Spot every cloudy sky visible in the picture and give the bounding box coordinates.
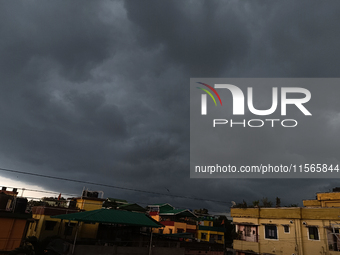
[1,0,340,214]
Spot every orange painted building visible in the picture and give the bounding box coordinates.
[0,186,31,252]
[0,211,31,252]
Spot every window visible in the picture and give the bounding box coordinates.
[308,226,319,240]
[283,225,290,233]
[177,228,184,233]
[265,225,278,239]
[217,235,223,240]
[159,229,163,234]
[45,221,57,231]
[201,233,207,240]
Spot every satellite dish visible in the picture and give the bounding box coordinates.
[231,201,236,207]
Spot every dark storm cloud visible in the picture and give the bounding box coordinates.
[1,0,340,213]
[124,0,251,76]
[0,1,114,81]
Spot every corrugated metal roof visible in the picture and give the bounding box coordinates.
[51,209,162,228]
[107,198,128,203]
[117,203,147,212]
[148,203,174,211]
[160,209,197,217]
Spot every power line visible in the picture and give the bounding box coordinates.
[17,194,225,217]
[1,185,227,215]
[0,167,229,205]
[0,186,78,197]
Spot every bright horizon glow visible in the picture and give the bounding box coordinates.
[0,176,67,200]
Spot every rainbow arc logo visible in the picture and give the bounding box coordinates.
[196,82,222,115]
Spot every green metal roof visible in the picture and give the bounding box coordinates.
[148,203,174,213]
[51,209,162,228]
[117,203,147,212]
[107,198,128,203]
[160,209,197,218]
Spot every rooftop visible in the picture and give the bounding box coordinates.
[51,208,163,228]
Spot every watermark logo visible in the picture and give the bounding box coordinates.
[196,82,222,115]
[198,83,312,116]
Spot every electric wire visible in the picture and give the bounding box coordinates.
[0,167,229,204]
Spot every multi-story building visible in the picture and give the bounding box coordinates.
[0,187,31,253]
[197,217,225,244]
[26,206,80,240]
[27,190,105,241]
[148,203,197,236]
[231,190,340,255]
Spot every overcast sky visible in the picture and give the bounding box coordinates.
[1,0,340,214]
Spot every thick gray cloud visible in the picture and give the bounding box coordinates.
[0,0,340,213]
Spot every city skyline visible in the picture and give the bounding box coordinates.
[1,1,340,214]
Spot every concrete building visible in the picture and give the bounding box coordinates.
[148,204,197,236]
[26,206,81,240]
[0,187,31,253]
[27,194,104,241]
[197,217,225,244]
[231,191,340,255]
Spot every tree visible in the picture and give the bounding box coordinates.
[102,200,119,209]
[194,208,209,216]
[233,200,248,208]
[261,197,272,207]
[275,197,281,207]
[252,200,260,208]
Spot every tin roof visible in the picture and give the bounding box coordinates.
[160,209,197,217]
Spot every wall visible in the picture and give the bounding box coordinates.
[26,215,87,241]
[232,207,340,220]
[76,199,103,211]
[197,230,224,244]
[233,216,335,255]
[79,222,99,239]
[0,217,27,251]
[154,221,195,235]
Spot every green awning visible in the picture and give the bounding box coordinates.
[51,209,162,228]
